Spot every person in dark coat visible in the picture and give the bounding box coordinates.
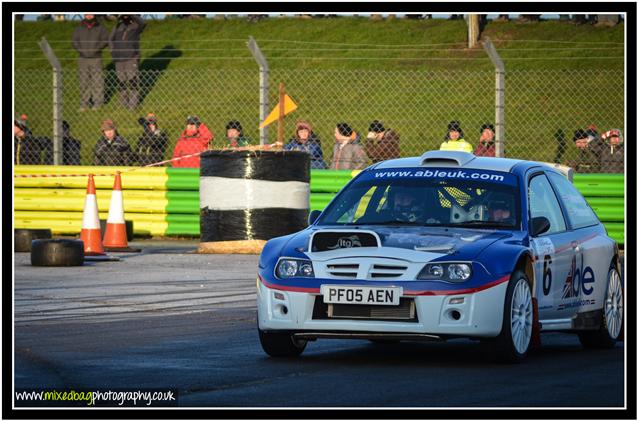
[14,118,44,165]
[474,123,496,157]
[571,126,601,173]
[364,120,400,163]
[72,14,109,111]
[109,15,145,109]
[225,120,251,148]
[62,120,82,165]
[135,113,169,165]
[284,120,327,169]
[94,119,135,166]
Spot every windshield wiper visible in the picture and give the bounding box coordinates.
[447,221,514,228]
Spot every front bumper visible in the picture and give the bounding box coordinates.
[257,279,508,338]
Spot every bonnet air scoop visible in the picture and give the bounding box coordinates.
[420,150,476,167]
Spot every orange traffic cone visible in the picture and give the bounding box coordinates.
[80,174,105,256]
[103,172,140,252]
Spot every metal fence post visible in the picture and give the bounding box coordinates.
[467,14,479,48]
[247,36,269,145]
[38,36,63,165]
[482,38,505,157]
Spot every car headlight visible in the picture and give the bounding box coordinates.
[275,258,315,279]
[417,262,472,282]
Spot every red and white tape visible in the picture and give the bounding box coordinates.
[14,151,206,178]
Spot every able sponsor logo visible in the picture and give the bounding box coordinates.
[558,254,596,310]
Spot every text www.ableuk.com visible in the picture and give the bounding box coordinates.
[15,389,176,406]
[374,169,505,182]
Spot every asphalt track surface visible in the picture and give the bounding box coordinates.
[13,240,625,408]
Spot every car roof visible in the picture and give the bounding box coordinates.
[370,151,560,177]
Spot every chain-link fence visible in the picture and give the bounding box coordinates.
[14,66,624,172]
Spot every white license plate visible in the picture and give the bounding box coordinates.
[320,285,402,306]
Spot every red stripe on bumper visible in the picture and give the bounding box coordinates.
[258,274,511,296]
[403,274,510,296]
[259,275,321,293]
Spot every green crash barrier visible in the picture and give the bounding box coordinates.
[14,167,625,244]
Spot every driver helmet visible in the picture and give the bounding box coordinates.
[391,186,423,222]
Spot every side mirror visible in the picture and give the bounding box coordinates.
[530,216,551,237]
[308,210,322,226]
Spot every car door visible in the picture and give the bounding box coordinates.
[527,172,574,321]
[546,171,613,315]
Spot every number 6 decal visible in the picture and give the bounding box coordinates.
[542,254,552,296]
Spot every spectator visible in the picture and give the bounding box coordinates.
[135,113,169,166]
[364,120,400,163]
[599,129,624,173]
[570,127,601,173]
[94,119,134,166]
[330,123,368,170]
[595,14,620,27]
[72,14,109,111]
[62,121,81,165]
[518,14,540,22]
[439,121,474,153]
[284,120,327,169]
[14,118,43,165]
[171,115,214,168]
[109,15,145,109]
[474,123,496,157]
[225,120,251,148]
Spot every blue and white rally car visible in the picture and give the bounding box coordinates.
[257,151,623,362]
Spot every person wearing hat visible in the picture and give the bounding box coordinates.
[62,120,82,165]
[599,128,624,173]
[284,120,327,169]
[109,15,145,109]
[171,115,214,168]
[440,121,474,153]
[72,15,109,111]
[330,123,368,170]
[14,117,44,165]
[570,126,601,173]
[225,120,251,148]
[93,119,134,166]
[474,123,496,157]
[135,113,169,165]
[364,120,400,163]
[488,197,515,225]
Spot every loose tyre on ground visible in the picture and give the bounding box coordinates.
[31,239,84,267]
[258,329,307,357]
[578,267,623,349]
[15,229,52,252]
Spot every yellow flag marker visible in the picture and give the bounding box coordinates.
[259,94,298,128]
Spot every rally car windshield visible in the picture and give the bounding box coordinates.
[317,167,521,229]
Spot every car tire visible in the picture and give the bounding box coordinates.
[578,267,623,349]
[15,229,52,252]
[31,239,84,267]
[491,270,533,363]
[258,329,307,357]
